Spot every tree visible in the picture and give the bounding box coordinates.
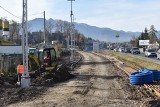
[55,20,86,48]
[76,33,85,46]
[139,27,149,40]
[149,25,158,43]
[55,20,64,33]
[9,20,21,43]
[144,27,149,40]
[45,21,55,43]
[130,35,139,47]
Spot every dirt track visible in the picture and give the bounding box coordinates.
[7,51,159,107]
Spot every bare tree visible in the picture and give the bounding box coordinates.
[9,20,21,41]
[55,20,64,33]
[130,35,139,47]
[45,21,55,43]
[55,20,84,48]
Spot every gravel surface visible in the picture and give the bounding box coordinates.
[5,52,159,107]
[1,51,160,107]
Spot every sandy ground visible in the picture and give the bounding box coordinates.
[7,51,159,107]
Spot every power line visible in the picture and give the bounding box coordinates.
[0,5,43,21]
[18,12,43,19]
[0,5,21,19]
[28,12,43,16]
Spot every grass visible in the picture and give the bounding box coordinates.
[112,52,160,70]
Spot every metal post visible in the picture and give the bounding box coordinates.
[68,0,75,62]
[73,14,76,49]
[67,36,69,49]
[43,11,46,44]
[21,0,30,88]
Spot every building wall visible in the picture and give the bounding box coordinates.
[0,46,22,54]
[93,42,99,51]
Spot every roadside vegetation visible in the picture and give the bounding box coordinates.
[112,52,160,70]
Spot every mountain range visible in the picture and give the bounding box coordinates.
[28,18,140,42]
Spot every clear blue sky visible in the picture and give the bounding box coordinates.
[0,0,160,32]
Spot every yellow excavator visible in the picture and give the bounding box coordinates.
[28,47,58,74]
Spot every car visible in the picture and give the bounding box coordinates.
[118,47,124,52]
[113,48,119,52]
[131,47,140,54]
[157,49,160,59]
[124,47,131,53]
[145,48,157,57]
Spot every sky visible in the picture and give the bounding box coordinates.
[0,0,160,32]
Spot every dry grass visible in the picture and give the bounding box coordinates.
[112,52,160,70]
[0,40,13,45]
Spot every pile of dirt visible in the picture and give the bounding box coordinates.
[142,99,160,107]
[0,86,46,107]
[0,51,80,107]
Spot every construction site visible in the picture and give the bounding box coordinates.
[1,0,160,107]
[1,50,160,107]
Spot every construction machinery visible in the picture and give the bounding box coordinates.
[38,47,58,72]
[28,47,58,74]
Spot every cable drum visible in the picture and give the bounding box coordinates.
[139,69,160,81]
[129,71,153,85]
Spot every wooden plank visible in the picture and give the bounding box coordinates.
[94,52,160,97]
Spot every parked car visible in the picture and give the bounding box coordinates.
[145,48,157,57]
[157,49,160,59]
[113,48,119,52]
[124,47,131,53]
[118,47,124,52]
[131,47,140,54]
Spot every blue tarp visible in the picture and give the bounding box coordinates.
[85,46,93,51]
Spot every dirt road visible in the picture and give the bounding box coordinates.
[8,51,157,107]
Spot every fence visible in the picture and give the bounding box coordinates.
[0,54,22,75]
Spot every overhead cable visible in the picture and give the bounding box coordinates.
[0,5,21,19]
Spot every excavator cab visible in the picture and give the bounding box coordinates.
[39,48,58,72]
[28,48,40,72]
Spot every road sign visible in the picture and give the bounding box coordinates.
[139,40,149,46]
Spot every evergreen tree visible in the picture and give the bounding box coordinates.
[144,27,149,40]
[139,27,149,40]
[149,25,158,43]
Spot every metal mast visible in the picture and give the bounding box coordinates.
[68,0,75,62]
[43,11,46,44]
[73,14,76,49]
[21,0,30,88]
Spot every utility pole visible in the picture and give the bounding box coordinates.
[73,14,76,49]
[43,11,46,45]
[68,0,75,62]
[21,0,30,88]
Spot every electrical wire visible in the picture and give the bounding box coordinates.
[2,12,43,19]
[0,5,43,21]
[0,5,21,19]
[28,12,43,16]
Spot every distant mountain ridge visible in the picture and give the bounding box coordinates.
[28,18,140,42]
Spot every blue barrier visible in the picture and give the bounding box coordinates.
[85,46,93,51]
